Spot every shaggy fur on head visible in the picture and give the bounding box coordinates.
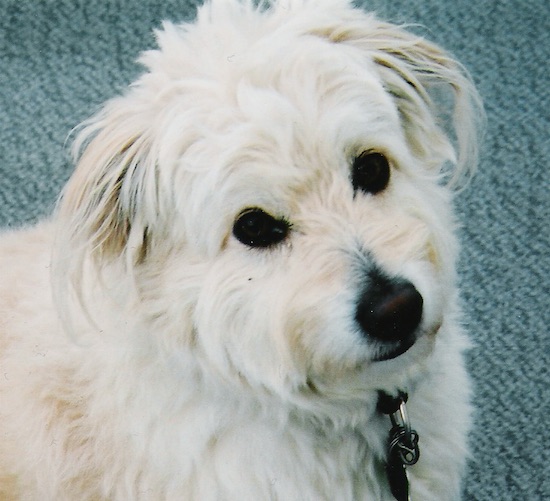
[0,0,483,499]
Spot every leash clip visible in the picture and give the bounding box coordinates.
[377,391,420,501]
[389,399,420,466]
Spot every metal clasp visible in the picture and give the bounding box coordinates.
[389,400,420,466]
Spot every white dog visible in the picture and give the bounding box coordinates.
[0,0,483,499]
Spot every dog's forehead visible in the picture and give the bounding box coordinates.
[150,10,402,149]
[211,33,397,137]
[182,32,401,189]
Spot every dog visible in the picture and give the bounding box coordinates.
[0,0,483,499]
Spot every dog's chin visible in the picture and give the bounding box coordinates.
[372,323,442,363]
[372,339,416,362]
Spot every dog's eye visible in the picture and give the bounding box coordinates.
[352,151,390,195]
[233,208,290,248]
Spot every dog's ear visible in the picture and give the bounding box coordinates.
[314,16,484,185]
[57,97,159,271]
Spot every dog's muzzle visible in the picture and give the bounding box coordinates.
[355,270,423,362]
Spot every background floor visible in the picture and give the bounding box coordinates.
[1,0,548,498]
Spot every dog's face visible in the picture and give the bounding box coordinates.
[57,0,479,406]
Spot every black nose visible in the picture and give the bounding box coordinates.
[355,272,423,345]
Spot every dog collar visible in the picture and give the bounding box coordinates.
[377,391,420,501]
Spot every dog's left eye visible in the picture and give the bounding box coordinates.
[352,151,391,195]
[233,208,290,248]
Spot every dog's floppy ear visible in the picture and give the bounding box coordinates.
[315,16,484,185]
[57,97,159,271]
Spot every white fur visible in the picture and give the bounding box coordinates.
[0,0,483,499]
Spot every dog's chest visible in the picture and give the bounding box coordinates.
[174,417,391,500]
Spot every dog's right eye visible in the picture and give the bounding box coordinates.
[233,208,290,248]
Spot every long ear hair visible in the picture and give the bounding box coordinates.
[52,93,161,327]
[306,10,485,187]
[60,100,159,256]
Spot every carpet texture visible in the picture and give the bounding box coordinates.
[1,0,548,499]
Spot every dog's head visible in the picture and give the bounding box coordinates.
[55,0,482,407]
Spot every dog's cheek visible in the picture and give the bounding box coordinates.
[375,173,457,275]
[130,252,207,350]
[283,287,365,369]
[190,254,304,391]
[271,243,379,377]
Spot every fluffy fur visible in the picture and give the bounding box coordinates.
[0,0,483,499]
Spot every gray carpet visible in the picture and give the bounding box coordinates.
[1,0,548,499]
